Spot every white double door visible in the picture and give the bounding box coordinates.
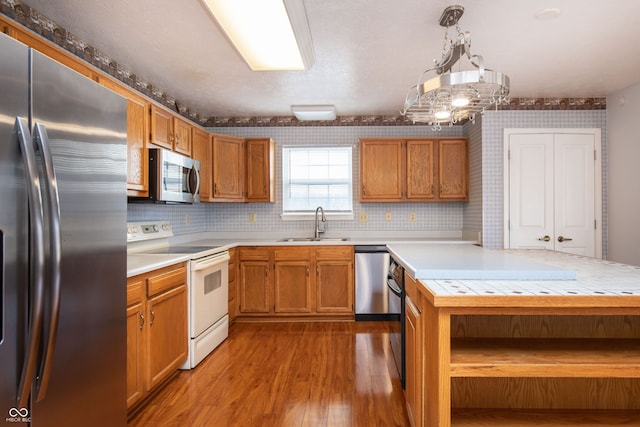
[504,129,601,258]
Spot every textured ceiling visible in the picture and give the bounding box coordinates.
[18,0,640,118]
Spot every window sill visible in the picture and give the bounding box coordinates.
[281,213,354,221]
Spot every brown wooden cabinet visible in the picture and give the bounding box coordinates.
[239,248,271,313]
[405,276,423,427]
[238,246,354,319]
[438,139,468,200]
[315,247,354,313]
[150,105,174,150]
[212,134,245,201]
[359,138,468,202]
[227,248,238,322]
[126,262,188,412]
[97,75,150,198]
[274,247,312,313]
[173,116,192,156]
[245,138,275,202]
[192,128,212,200]
[126,278,145,409]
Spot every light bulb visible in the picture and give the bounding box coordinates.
[434,109,451,120]
[452,96,470,107]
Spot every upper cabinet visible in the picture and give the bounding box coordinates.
[245,138,275,202]
[191,127,212,200]
[359,138,468,202]
[211,134,245,201]
[150,105,192,156]
[97,75,149,198]
[202,135,275,203]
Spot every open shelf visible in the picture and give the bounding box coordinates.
[452,409,640,426]
[450,338,640,378]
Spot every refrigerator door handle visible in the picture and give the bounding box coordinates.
[32,123,62,402]
[14,117,46,408]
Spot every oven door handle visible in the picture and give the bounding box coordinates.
[191,253,230,271]
[387,277,402,296]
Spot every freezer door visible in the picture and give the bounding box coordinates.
[30,50,128,426]
[0,32,30,424]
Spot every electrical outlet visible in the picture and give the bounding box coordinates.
[385,212,392,221]
[249,213,256,223]
[409,212,417,222]
[358,212,369,222]
[185,213,190,224]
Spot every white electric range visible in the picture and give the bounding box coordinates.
[127,221,229,369]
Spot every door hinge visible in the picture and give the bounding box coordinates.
[594,150,597,161]
[508,149,511,160]
[594,219,597,230]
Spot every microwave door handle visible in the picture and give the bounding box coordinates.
[32,123,62,402]
[188,164,200,197]
[14,118,46,408]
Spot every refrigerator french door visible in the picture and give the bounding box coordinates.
[0,32,128,426]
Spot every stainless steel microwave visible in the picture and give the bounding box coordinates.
[148,148,200,204]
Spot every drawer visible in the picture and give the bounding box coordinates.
[274,247,311,261]
[315,246,353,260]
[126,278,143,306]
[404,271,422,311]
[147,262,187,297]
[239,247,270,261]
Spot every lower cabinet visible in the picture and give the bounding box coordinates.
[126,262,188,412]
[405,288,423,427]
[238,245,354,318]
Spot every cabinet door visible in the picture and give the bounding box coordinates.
[438,139,468,200]
[246,138,275,202]
[406,140,436,200]
[239,260,270,313]
[146,284,188,391]
[212,135,245,201]
[126,302,145,408]
[150,105,174,150]
[125,98,149,197]
[405,294,422,427]
[274,261,312,313]
[173,117,192,156]
[316,260,353,313]
[192,128,212,200]
[360,139,403,201]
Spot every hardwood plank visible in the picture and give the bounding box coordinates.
[128,321,409,427]
[452,409,640,426]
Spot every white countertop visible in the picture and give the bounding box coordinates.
[418,249,640,303]
[127,234,478,277]
[387,244,576,280]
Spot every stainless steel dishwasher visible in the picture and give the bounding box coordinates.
[354,245,394,320]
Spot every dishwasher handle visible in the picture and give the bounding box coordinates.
[387,277,402,297]
[354,245,388,253]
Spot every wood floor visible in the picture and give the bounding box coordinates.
[128,321,410,427]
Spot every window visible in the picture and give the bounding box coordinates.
[282,146,352,217]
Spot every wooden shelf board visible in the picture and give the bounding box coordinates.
[452,409,640,426]
[451,338,640,378]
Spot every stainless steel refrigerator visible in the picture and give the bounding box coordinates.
[0,32,127,426]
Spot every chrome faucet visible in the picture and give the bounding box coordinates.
[314,206,327,239]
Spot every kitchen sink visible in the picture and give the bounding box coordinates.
[278,237,350,242]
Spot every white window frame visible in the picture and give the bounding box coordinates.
[281,145,354,220]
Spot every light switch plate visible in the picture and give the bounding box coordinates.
[358,212,369,222]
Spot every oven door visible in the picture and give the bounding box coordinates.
[190,251,230,337]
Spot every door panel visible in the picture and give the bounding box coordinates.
[508,134,554,250]
[554,134,595,256]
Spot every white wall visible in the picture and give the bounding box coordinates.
[607,84,640,266]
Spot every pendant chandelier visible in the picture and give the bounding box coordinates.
[401,5,510,129]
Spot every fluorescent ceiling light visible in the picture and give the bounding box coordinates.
[292,105,336,121]
[202,0,314,71]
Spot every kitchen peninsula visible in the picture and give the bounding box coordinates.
[386,245,640,427]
